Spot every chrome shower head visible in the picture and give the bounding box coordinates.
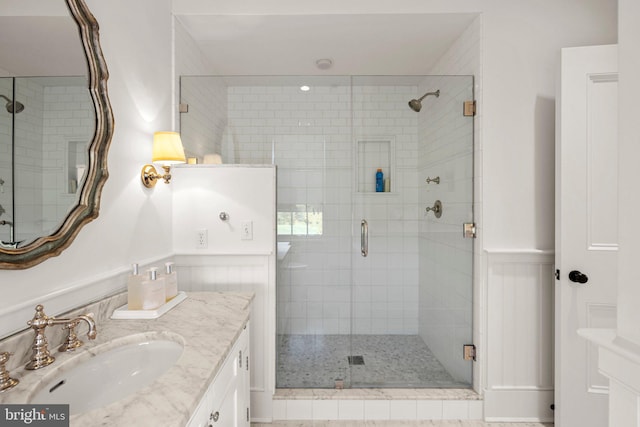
[408,98,423,112]
[408,90,440,112]
[0,94,24,114]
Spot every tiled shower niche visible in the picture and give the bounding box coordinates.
[356,137,395,193]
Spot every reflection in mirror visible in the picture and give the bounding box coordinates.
[0,0,113,268]
[0,76,94,248]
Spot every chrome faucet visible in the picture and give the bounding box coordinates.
[25,305,97,370]
[0,352,19,392]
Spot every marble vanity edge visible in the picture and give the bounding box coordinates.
[0,291,254,427]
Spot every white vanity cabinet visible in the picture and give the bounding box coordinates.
[187,323,250,427]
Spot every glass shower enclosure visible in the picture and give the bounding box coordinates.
[180,75,474,389]
[0,76,93,248]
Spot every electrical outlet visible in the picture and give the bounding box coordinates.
[241,221,253,240]
[196,229,208,249]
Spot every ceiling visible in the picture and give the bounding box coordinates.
[0,16,86,76]
[176,13,478,76]
[0,12,477,78]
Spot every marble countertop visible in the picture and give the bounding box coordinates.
[0,291,254,427]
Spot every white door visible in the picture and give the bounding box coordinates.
[555,44,618,427]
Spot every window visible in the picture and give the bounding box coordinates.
[277,204,322,236]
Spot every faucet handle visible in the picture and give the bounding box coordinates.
[28,304,47,327]
[0,352,19,392]
[58,319,84,352]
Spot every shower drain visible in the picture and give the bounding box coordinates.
[347,355,365,365]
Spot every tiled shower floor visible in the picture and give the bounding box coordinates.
[277,335,470,389]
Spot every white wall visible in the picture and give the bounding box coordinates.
[172,166,275,255]
[171,165,276,422]
[0,0,176,338]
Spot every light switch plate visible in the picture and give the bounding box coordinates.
[241,221,253,240]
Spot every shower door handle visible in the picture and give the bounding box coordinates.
[361,219,368,257]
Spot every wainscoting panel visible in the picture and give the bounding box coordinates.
[175,254,276,422]
[483,250,555,422]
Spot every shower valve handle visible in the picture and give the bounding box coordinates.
[425,200,443,219]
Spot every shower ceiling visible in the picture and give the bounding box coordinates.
[0,16,86,76]
[176,13,478,75]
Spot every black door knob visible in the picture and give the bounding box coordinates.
[569,270,588,284]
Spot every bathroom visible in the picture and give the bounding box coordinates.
[2,0,638,425]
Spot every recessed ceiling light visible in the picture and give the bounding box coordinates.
[300,85,310,92]
[315,58,333,70]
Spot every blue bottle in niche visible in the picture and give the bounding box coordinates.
[375,168,384,192]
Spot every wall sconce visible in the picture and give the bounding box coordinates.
[141,131,186,188]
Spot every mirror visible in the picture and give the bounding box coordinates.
[0,0,113,269]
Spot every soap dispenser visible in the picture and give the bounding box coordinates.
[127,263,144,310]
[141,267,166,310]
[163,262,178,301]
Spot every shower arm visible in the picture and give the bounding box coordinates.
[417,90,440,102]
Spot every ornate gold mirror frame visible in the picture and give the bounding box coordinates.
[0,0,114,269]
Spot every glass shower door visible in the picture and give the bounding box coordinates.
[349,75,475,388]
[274,76,355,388]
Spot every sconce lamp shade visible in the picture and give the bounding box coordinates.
[141,131,186,188]
[152,131,186,165]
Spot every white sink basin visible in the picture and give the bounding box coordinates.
[29,339,183,415]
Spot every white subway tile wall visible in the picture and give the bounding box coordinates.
[419,15,482,385]
[41,84,94,233]
[13,78,44,241]
[418,75,474,384]
[0,78,14,242]
[223,83,426,336]
[180,76,228,162]
[180,77,475,346]
[0,78,92,243]
[352,83,422,337]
